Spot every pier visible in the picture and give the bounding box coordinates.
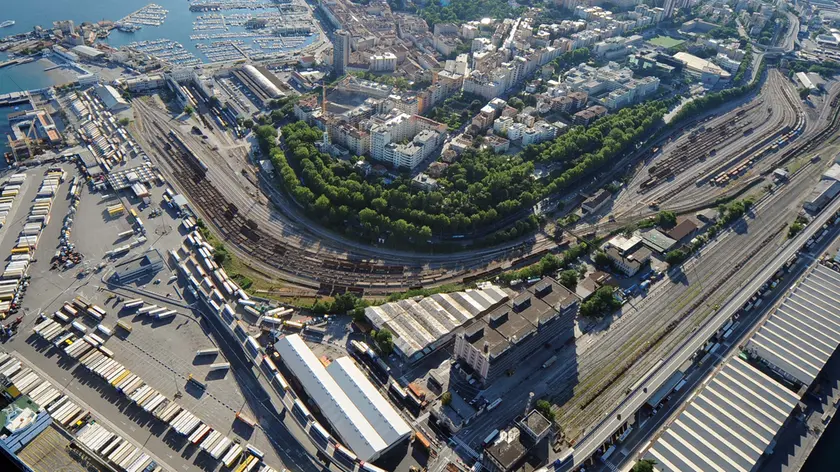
[0,92,31,107]
[0,57,34,69]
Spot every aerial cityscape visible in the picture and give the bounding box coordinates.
[0,0,840,471]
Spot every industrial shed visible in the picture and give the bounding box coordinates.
[745,264,840,387]
[364,285,509,362]
[274,334,407,461]
[326,357,411,441]
[644,357,799,472]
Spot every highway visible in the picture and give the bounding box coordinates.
[560,181,840,471]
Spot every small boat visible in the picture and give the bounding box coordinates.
[0,20,15,28]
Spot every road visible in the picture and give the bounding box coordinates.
[610,227,840,471]
[562,183,840,472]
[456,135,839,449]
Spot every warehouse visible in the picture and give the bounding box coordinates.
[745,264,840,387]
[643,357,799,472]
[273,334,410,462]
[326,357,411,442]
[231,65,285,106]
[93,84,130,113]
[364,285,510,363]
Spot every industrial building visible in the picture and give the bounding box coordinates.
[643,357,799,472]
[273,334,410,462]
[672,52,732,85]
[93,84,130,113]
[364,285,510,363]
[71,45,104,60]
[452,278,579,385]
[231,65,284,106]
[110,249,164,284]
[745,264,840,387]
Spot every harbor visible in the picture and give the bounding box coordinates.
[117,4,169,28]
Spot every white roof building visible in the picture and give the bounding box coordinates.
[745,264,840,387]
[274,334,398,461]
[93,84,129,112]
[326,357,411,441]
[644,357,799,472]
[364,285,509,362]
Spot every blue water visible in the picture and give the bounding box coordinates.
[3,0,315,62]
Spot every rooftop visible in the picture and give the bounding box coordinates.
[365,285,509,360]
[274,334,388,461]
[644,357,799,472]
[745,264,840,387]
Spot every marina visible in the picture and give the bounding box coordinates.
[127,39,201,66]
[117,4,169,28]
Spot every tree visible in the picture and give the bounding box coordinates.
[183,105,194,116]
[632,459,657,472]
[799,87,811,99]
[209,95,222,108]
[657,211,677,228]
[441,391,452,406]
[558,270,579,290]
[374,328,394,355]
[580,286,621,318]
[535,399,555,422]
[243,119,254,129]
[118,117,130,127]
[665,249,687,265]
[593,250,612,268]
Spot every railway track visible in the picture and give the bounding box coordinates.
[132,106,560,294]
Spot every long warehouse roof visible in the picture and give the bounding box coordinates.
[745,264,840,386]
[274,334,388,460]
[365,285,509,359]
[327,357,411,441]
[645,357,799,472]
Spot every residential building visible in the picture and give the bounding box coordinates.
[573,105,608,126]
[370,113,448,169]
[334,30,352,75]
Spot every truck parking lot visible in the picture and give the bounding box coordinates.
[0,163,286,472]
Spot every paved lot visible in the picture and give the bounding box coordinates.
[0,164,287,472]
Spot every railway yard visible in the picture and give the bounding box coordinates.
[128,97,561,297]
[119,66,840,463]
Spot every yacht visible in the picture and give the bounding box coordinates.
[0,20,15,28]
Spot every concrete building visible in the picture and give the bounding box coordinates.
[602,234,651,276]
[365,285,509,363]
[334,30,352,76]
[122,74,166,93]
[573,105,608,126]
[369,52,397,72]
[452,278,579,385]
[370,114,447,169]
[582,189,611,213]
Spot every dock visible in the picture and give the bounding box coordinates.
[0,57,33,69]
[0,92,31,107]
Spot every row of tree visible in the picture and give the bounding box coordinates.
[273,121,544,243]
[419,0,524,27]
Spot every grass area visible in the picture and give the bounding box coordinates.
[649,36,685,48]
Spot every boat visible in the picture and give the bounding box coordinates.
[0,20,15,28]
[116,23,142,33]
